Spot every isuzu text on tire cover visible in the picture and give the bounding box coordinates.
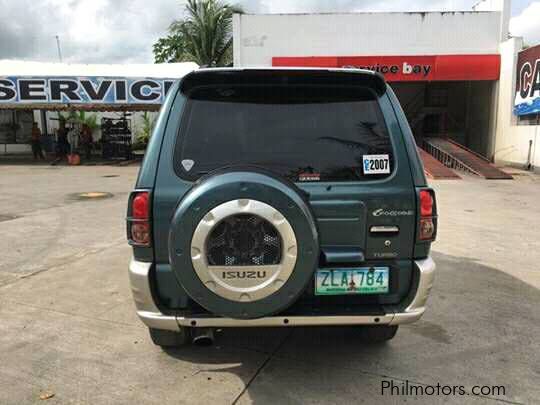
[126,68,437,347]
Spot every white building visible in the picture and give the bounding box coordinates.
[233,0,540,170]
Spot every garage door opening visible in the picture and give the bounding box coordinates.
[391,81,496,158]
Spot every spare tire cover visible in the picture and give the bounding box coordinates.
[169,168,319,319]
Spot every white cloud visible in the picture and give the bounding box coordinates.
[247,0,477,14]
[0,0,538,64]
[509,1,540,45]
[0,0,182,64]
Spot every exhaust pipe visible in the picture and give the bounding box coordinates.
[192,328,215,346]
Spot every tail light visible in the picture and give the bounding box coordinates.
[127,191,151,246]
[418,189,437,241]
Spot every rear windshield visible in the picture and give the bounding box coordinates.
[174,85,394,182]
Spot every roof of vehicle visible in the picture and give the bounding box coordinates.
[180,67,387,96]
[195,66,381,75]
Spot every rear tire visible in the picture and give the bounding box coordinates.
[357,325,398,343]
[149,327,191,347]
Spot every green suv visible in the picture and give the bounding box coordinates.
[127,68,437,347]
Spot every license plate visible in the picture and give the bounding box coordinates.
[315,267,389,295]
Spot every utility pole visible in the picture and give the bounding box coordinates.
[55,35,63,63]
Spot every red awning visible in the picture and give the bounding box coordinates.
[272,54,500,82]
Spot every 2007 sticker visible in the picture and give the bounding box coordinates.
[363,154,390,174]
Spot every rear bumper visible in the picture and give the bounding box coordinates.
[128,259,179,331]
[128,256,435,330]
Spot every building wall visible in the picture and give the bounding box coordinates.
[493,37,540,170]
[473,0,510,42]
[465,81,495,156]
[234,12,502,67]
[0,144,31,154]
[235,8,539,168]
[0,110,34,155]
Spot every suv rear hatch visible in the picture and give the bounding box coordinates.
[174,69,416,263]
[150,69,419,310]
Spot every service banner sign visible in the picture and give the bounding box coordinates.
[272,55,501,82]
[514,44,540,116]
[0,76,177,105]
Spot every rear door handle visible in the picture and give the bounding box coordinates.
[370,225,399,234]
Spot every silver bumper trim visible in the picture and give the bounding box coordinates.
[177,314,395,327]
[128,256,435,329]
[390,256,436,325]
[128,259,179,331]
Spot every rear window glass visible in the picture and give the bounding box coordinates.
[174,85,394,182]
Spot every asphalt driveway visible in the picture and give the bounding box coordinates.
[0,164,539,404]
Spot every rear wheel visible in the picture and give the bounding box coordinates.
[148,327,192,347]
[357,325,398,343]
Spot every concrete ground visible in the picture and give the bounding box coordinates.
[1,164,539,404]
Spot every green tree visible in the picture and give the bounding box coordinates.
[153,0,242,66]
[58,111,99,132]
[134,111,157,149]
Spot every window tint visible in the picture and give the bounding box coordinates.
[175,85,394,182]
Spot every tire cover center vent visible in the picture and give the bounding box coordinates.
[190,199,298,303]
[206,214,282,266]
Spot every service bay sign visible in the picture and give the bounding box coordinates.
[514,44,540,116]
[0,76,177,105]
[273,54,501,82]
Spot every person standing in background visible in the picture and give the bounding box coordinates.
[81,124,93,160]
[31,122,45,160]
[54,119,70,164]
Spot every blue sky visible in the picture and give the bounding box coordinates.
[510,0,535,13]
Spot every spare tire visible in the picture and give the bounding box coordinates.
[169,168,319,319]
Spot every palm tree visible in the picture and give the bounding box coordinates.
[135,111,157,149]
[58,111,99,132]
[153,0,242,67]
